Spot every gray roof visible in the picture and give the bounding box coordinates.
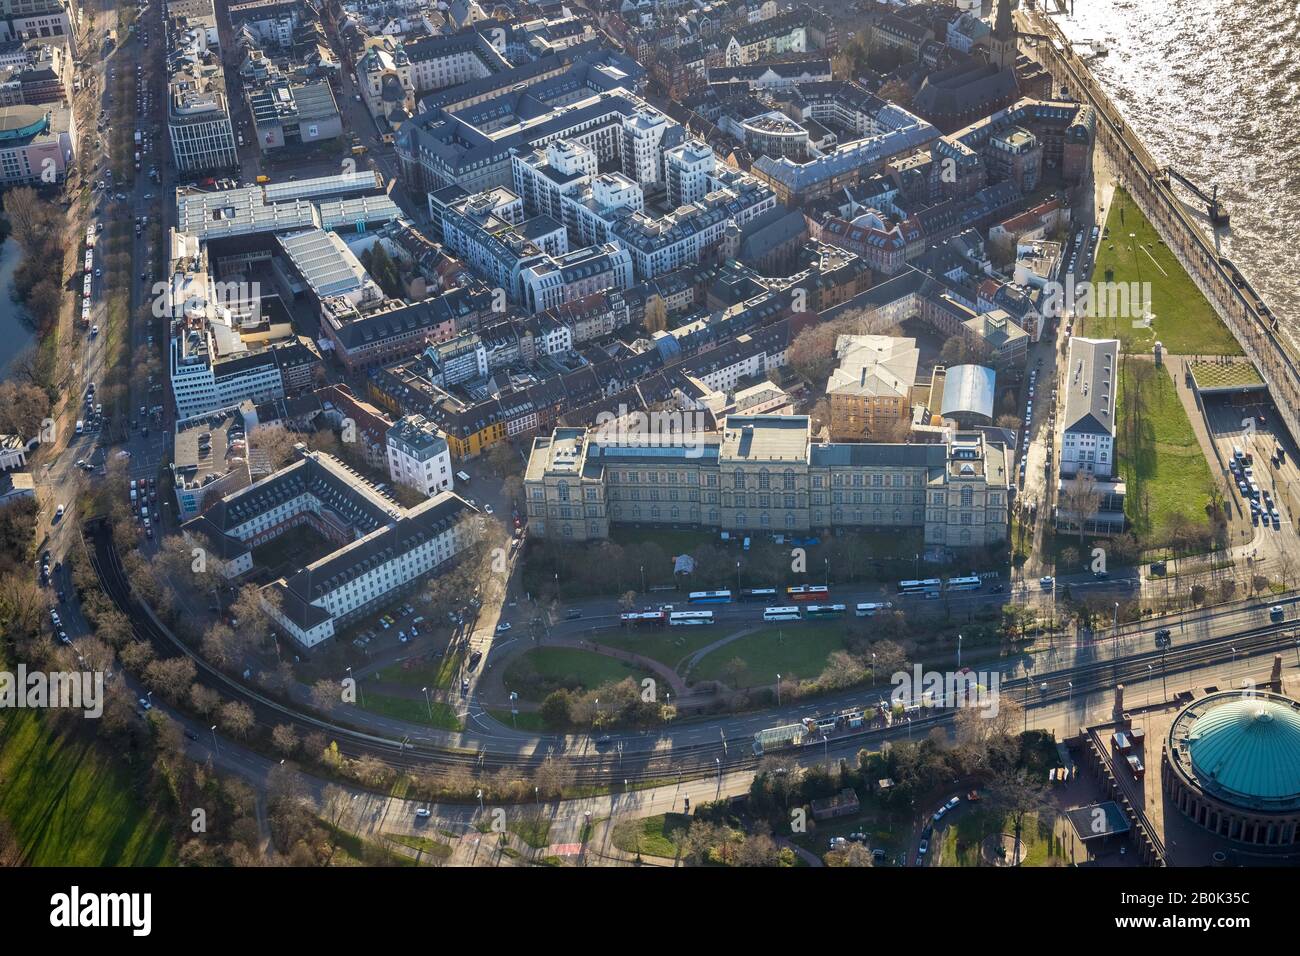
[1062,337,1118,437]
[940,364,996,419]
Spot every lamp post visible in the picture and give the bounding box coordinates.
[422,685,432,721]
[1146,664,1153,707]
[776,673,781,706]
[736,560,741,593]
[640,564,646,593]
[210,724,218,755]
[957,634,963,670]
[509,690,518,728]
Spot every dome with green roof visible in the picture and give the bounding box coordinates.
[1184,696,1300,804]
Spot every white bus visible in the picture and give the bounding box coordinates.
[945,576,982,592]
[763,606,802,622]
[898,578,942,595]
[669,610,715,626]
[855,602,893,617]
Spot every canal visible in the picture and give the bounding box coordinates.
[0,234,36,375]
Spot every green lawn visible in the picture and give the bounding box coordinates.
[373,651,463,692]
[508,814,552,849]
[598,627,722,671]
[382,832,453,860]
[485,708,549,732]
[938,808,1067,867]
[1117,358,1215,541]
[502,647,648,702]
[0,709,174,866]
[689,623,850,687]
[1080,188,1242,356]
[356,691,461,730]
[611,812,690,858]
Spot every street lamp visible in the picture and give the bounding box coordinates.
[1230,646,1237,679]
[1147,664,1153,707]
[957,634,963,669]
[422,685,432,721]
[210,724,218,755]
[776,673,781,706]
[640,564,646,593]
[736,560,741,593]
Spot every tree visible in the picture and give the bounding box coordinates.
[271,723,300,756]
[825,842,873,867]
[190,683,221,716]
[310,679,340,713]
[988,766,1050,867]
[0,381,51,439]
[250,423,303,471]
[786,322,840,385]
[218,700,255,738]
[539,689,572,729]
[1060,472,1103,545]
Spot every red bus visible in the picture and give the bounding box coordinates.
[786,585,830,602]
[620,611,667,627]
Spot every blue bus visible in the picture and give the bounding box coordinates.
[688,590,733,604]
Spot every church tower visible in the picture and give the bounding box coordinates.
[989,0,1017,70]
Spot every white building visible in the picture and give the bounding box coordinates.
[387,414,452,497]
[664,139,716,208]
[1060,337,1118,479]
[182,447,474,647]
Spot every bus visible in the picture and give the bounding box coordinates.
[762,606,802,622]
[740,588,778,602]
[898,579,942,595]
[786,585,829,602]
[804,604,846,619]
[855,602,893,617]
[945,576,982,592]
[620,611,667,627]
[669,610,715,626]
[688,590,733,604]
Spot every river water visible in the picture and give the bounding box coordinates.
[0,236,36,374]
[1049,0,1300,331]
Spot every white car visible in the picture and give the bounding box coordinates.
[484,503,494,514]
[495,622,512,633]
[415,807,431,819]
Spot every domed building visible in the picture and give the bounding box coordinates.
[1163,691,1300,846]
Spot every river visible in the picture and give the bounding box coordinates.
[1049,0,1300,333]
[0,235,36,375]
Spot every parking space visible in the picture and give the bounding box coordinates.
[1203,396,1295,535]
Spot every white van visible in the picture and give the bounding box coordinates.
[456,471,471,484]
[75,420,84,435]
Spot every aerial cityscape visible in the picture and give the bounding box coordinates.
[0,0,1293,908]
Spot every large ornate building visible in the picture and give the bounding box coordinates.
[524,414,1009,547]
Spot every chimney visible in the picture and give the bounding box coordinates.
[1112,683,1125,720]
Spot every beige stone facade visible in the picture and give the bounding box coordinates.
[525,415,1009,547]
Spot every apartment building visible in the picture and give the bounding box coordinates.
[525,415,1009,547]
[387,414,453,497]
